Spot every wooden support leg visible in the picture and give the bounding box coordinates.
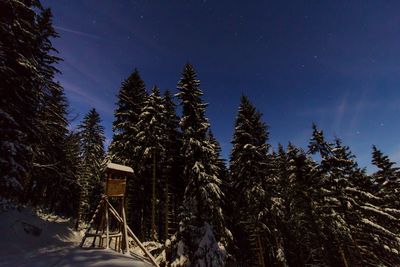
[105,201,110,249]
[93,208,105,248]
[80,197,105,248]
[121,199,130,254]
[105,199,159,267]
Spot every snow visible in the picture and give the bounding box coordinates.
[345,187,381,201]
[192,222,226,267]
[361,218,396,238]
[131,241,164,264]
[383,207,400,216]
[170,240,188,267]
[107,162,134,173]
[0,205,152,267]
[361,203,398,221]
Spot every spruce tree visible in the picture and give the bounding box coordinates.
[109,69,147,229]
[161,90,182,241]
[207,130,228,189]
[0,3,77,216]
[136,86,166,240]
[371,145,399,197]
[286,144,327,266]
[31,86,69,209]
[28,6,65,204]
[362,146,400,265]
[308,125,357,266]
[308,126,400,266]
[58,130,82,216]
[31,7,81,217]
[109,69,147,166]
[77,108,106,223]
[275,143,298,266]
[229,95,270,266]
[0,0,42,197]
[336,144,400,266]
[167,63,228,266]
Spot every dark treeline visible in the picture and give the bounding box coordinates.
[1,1,400,266]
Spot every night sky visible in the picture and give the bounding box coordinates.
[42,0,400,172]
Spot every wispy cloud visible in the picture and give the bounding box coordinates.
[55,25,103,40]
[297,89,383,137]
[347,89,372,136]
[61,80,114,114]
[333,92,348,132]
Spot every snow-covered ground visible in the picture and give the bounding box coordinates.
[0,204,152,267]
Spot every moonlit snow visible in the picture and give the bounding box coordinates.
[0,204,152,267]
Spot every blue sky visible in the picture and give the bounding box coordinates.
[42,0,400,172]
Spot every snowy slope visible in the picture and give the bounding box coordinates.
[0,205,152,267]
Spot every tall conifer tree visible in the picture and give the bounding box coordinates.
[161,90,182,241]
[136,86,166,240]
[167,63,228,266]
[109,69,147,166]
[77,108,106,223]
[0,0,42,197]
[109,69,147,228]
[229,95,270,266]
[27,7,77,216]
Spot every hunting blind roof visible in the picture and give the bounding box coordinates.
[106,163,134,174]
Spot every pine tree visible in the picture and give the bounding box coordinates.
[0,0,42,197]
[371,145,399,198]
[30,86,78,217]
[308,125,357,266]
[30,86,69,209]
[0,0,82,217]
[37,8,76,213]
[333,144,400,266]
[77,108,106,223]
[285,144,327,266]
[167,63,228,266]
[109,69,147,166]
[136,86,166,240]
[28,6,65,204]
[109,69,147,229]
[161,90,182,242]
[267,145,290,267]
[274,143,297,266]
[361,146,400,265]
[229,95,270,266]
[207,130,228,189]
[308,126,400,266]
[30,7,81,217]
[58,131,82,216]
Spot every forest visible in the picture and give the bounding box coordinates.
[1,1,400,266]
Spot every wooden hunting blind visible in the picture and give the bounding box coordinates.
[105,163,131,197]
[80,162,159,267]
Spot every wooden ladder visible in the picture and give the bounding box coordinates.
[80,195,160,267]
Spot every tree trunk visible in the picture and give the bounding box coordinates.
[151,151,157,240]
[164,172,169,241]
